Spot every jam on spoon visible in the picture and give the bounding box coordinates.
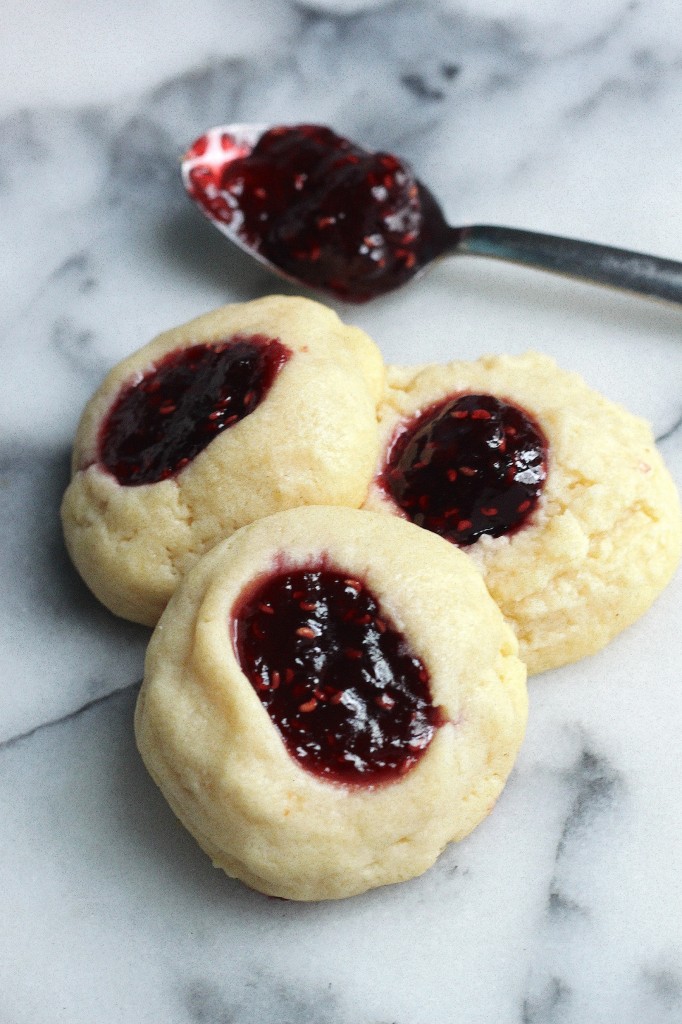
[184,124,449,303]
[233,566,444,783]
[381,393,548,546]
[99,335,290,485]
[183,122,682,305]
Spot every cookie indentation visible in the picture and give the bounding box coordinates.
[382,393,547,545]
[233,567,443,783]
[99,335,290,485]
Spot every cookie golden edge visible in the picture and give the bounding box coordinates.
[134,506,528,901]
[364,352,682,675]
[61,296,386,626]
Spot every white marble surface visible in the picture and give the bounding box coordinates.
[2,1,681,1020]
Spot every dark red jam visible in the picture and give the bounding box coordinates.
[185,124,452,302]
[382,393,548,546]
[233,567,444,783]
[99,335,290,485]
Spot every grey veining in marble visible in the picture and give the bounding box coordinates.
[2,1,681,1021]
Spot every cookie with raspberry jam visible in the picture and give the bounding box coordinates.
[61,296,384,625]
[135,506,527,900]
[364,352,681,674]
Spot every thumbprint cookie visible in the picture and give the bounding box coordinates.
[364,352,681,674]
[135,506,527,900]
[61,296,384,625]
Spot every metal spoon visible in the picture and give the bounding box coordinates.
[181,123,682,305]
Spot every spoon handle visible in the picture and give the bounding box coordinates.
[453,224,682,304]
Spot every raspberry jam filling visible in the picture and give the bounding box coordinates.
[98,335,290,485]
[185,124,451,303]
[233,567,444,783]
[382,393,548,546]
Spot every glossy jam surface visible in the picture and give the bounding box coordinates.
[99,336,289,485]
[185,124,451,302]
[383,393,548,546]
[234,567,443,783]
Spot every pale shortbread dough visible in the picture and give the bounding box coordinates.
[135,507,527,901]
[364,353,682,675]
[61,296,385,626]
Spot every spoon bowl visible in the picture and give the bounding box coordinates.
[182,122,682,306]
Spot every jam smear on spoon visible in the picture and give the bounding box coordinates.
[382,393,548,545]
[234,567,444,783]
[99,335,290,485]
[186,124,451,302]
